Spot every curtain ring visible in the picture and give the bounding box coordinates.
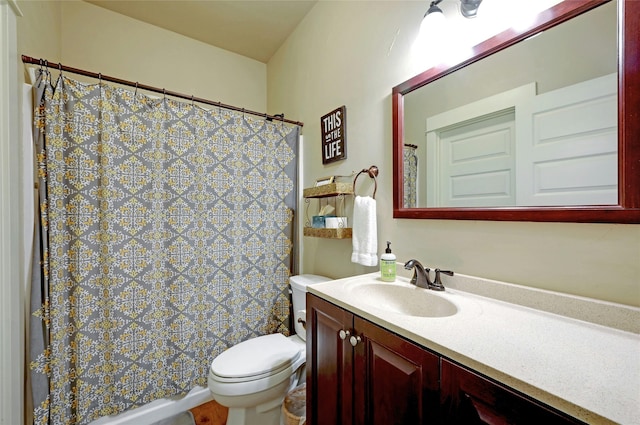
[38,59,45,78]
[37,59,45,86]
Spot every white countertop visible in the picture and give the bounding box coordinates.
[307,271,640,425]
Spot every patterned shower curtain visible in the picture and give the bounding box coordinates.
[403,144,418,208]
[29,70,299,425]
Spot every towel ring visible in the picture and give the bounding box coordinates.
[353,165,379,199]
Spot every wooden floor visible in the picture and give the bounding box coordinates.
[189,400,228,425]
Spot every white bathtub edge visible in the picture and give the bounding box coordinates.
[88,386,213,425]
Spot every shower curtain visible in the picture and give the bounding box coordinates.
[29,70,299,425]
[403,144,418,208]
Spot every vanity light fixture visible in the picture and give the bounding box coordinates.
[421,0,445,29]
[422,0,483,26]
[419,0,446,42]
[460,0,483,18]
[416,0,482,58]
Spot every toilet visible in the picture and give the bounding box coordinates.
[208,274,331,425]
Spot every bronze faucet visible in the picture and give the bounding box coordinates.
[403,260,453,291]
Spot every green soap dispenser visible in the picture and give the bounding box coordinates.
[380,241,396,282]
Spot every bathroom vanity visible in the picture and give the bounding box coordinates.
[307,294,440,424]
[305,272,639,425]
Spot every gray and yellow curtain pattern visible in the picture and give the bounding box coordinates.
[403,144,417,208]
[29,71,299,425]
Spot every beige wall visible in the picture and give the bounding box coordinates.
[19,0,266,111]
[268,1,640,307]
[17,0,61,64]
[60,0,266,110]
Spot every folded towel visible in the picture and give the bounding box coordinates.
[351,195,378,266]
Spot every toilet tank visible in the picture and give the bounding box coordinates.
[290,274,331,340]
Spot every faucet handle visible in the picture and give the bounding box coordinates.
[432,269,453,291]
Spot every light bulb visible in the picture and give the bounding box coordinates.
[418,8,446,46]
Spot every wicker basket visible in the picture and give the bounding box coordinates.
[281,383,306,425]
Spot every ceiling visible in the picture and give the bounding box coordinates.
[85,0,318,63]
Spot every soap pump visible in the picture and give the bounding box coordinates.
[380,241,396,282]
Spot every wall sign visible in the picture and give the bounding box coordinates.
[321,106,347,164]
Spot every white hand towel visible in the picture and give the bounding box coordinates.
[351,195,378,266]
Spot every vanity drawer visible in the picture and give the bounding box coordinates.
[440,359,585,425]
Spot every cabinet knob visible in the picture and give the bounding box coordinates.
[339,329,350,340]
[349,335,362,347]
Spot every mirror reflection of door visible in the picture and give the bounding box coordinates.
[402,0,617,209]
[421,74,616,207]
[428,110,516,207]
[516,73,617,206]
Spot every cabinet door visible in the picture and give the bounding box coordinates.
[441,359,585,425]
[353,317,441,425]
[307,294,354,425]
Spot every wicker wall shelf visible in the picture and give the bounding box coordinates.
[303,182,354,198]
[303,167,378,239]
[303,183,353,239]
[303,227,352,239]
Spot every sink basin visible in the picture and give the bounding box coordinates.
[348,282,458,318]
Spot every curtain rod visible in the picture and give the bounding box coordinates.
[21,55,304,127]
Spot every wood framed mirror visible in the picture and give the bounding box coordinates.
[392,0,639,223]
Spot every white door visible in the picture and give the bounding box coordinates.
[429,111,516,207]
[425,84,535,207]
[516,73,617,206]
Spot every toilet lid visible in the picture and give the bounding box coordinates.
[210,333,302,380]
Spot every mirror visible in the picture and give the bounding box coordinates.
[392,0,639,223]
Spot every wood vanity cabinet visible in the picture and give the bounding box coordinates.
[440,359,584,425]
[307,294,585,425]
[306,294,441,425]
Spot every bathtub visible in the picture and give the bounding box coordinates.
[88,386,213,425]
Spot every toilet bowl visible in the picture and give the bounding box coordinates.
[208,274,331,425]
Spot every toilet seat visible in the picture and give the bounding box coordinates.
[207,274,328,424]
[210,334,304,386]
